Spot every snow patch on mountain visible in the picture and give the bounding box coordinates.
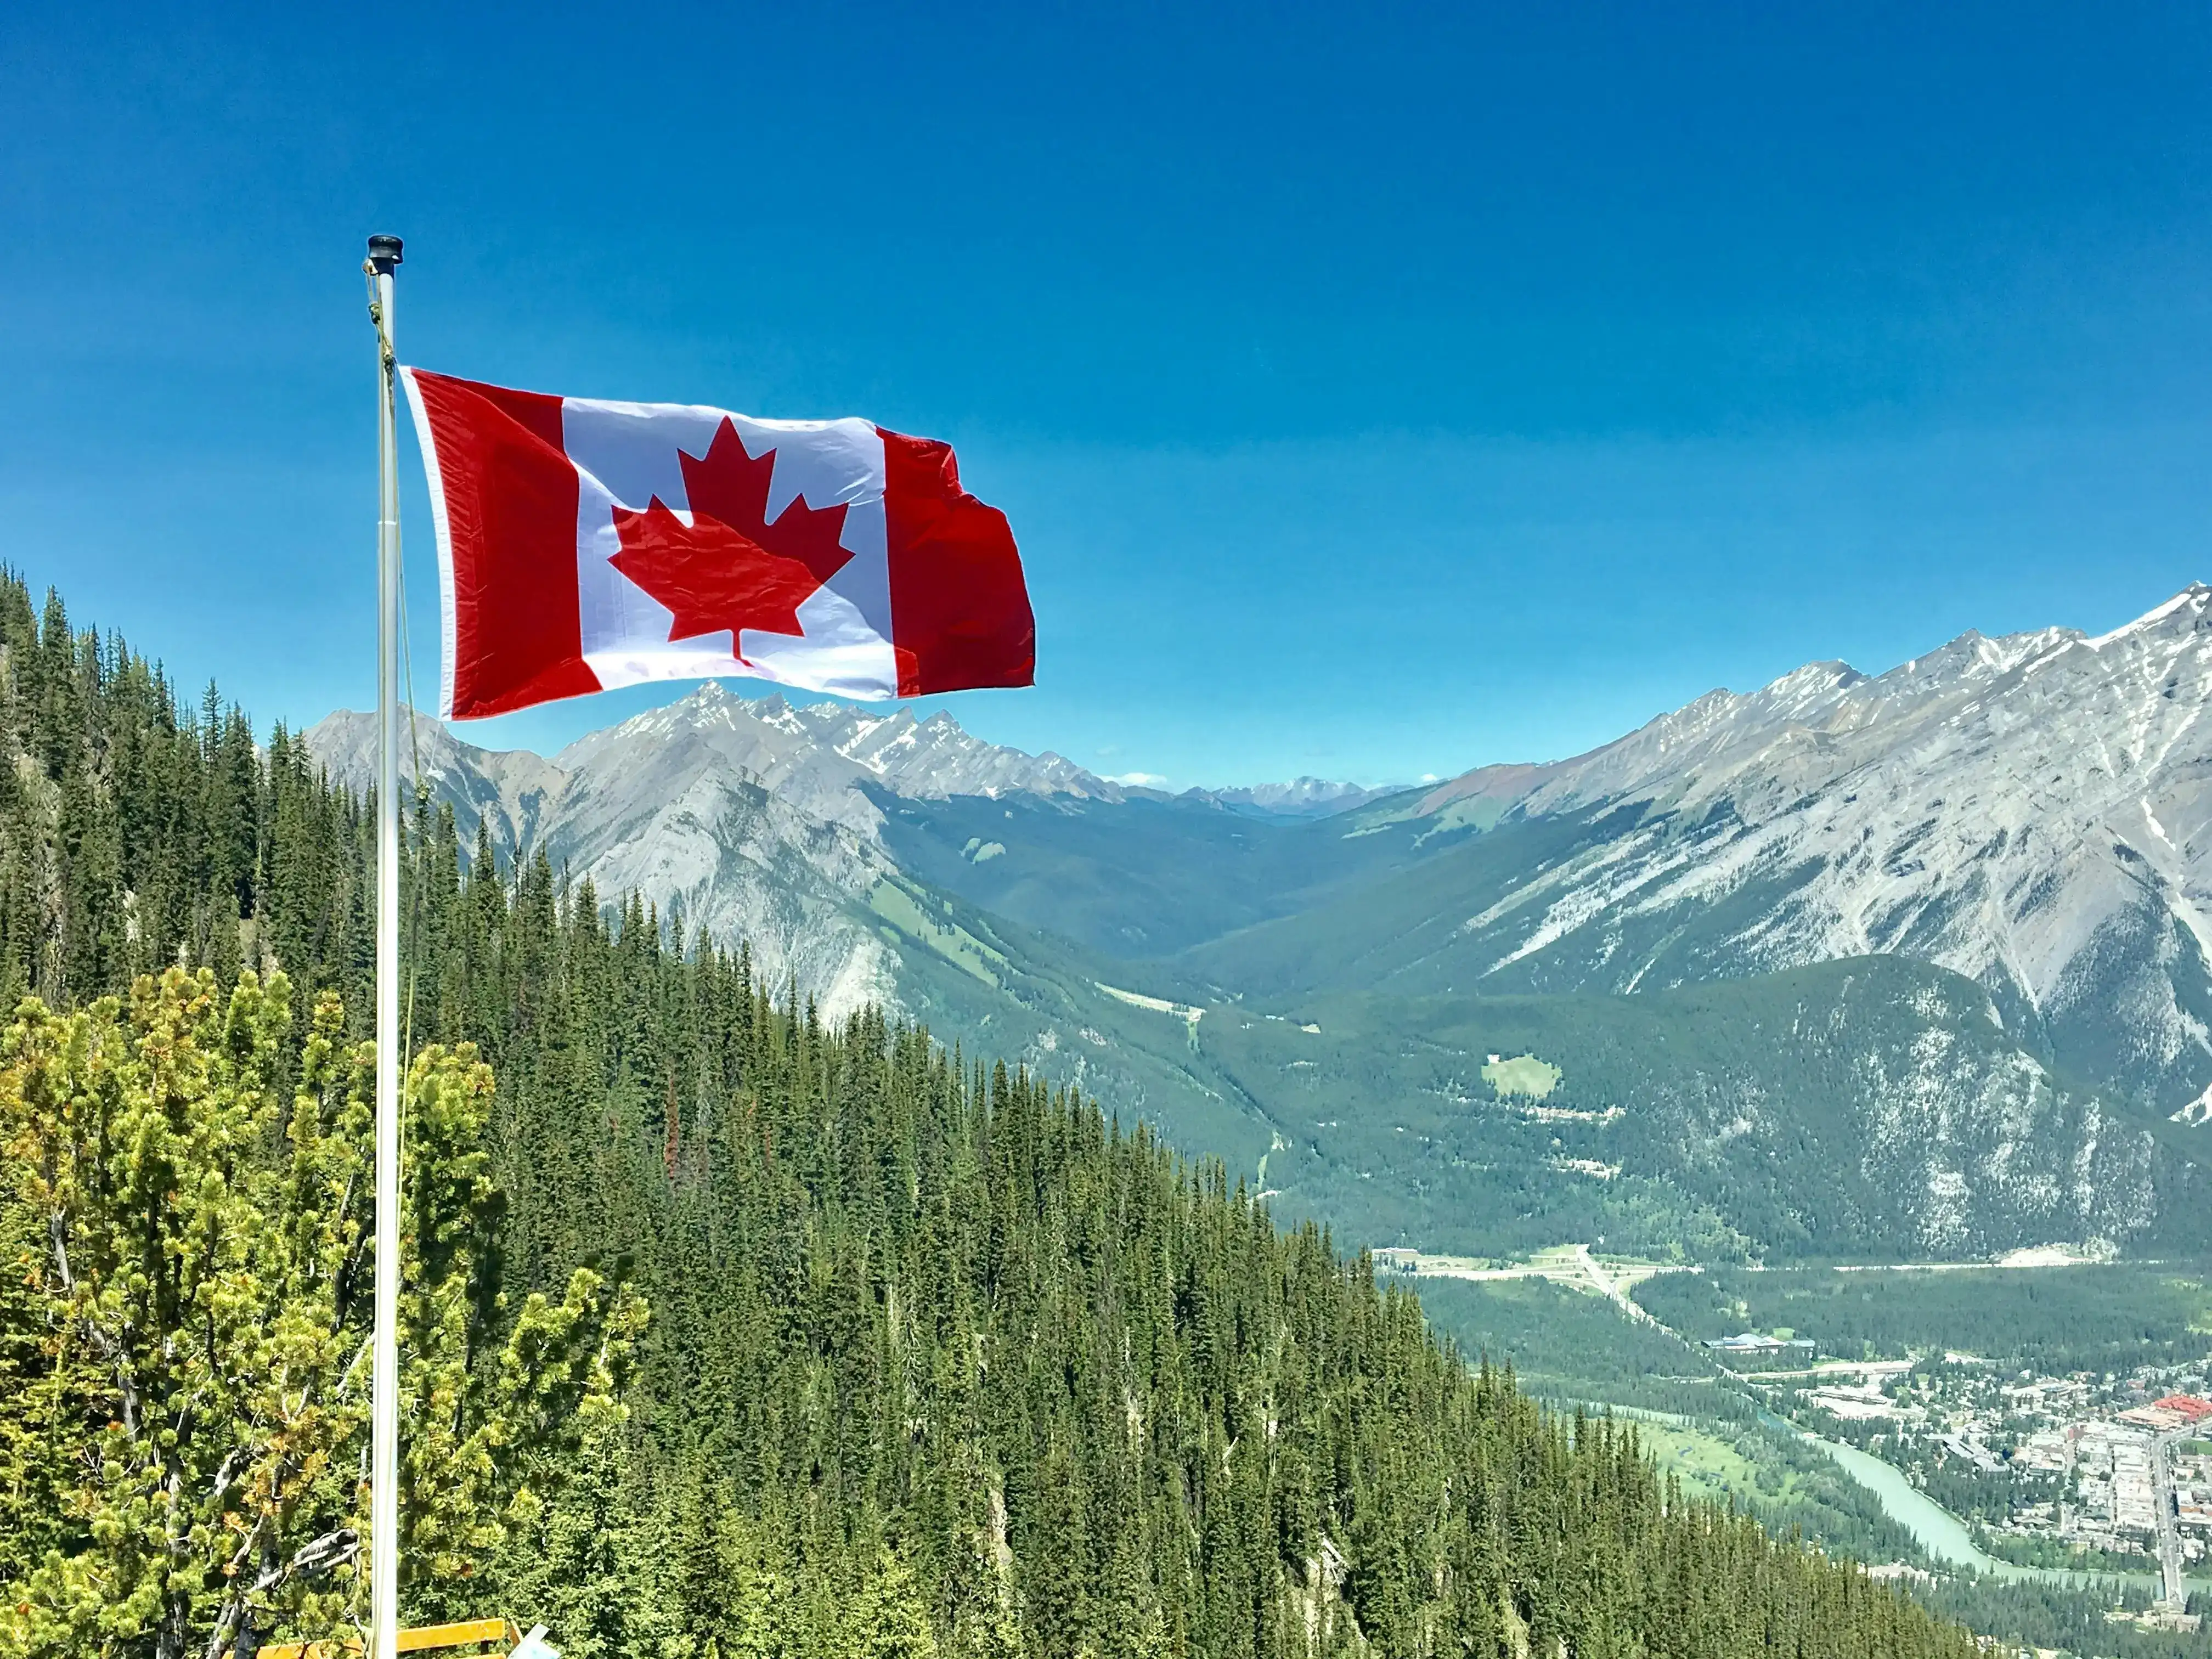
[1421,583,2212,1109]
[305,682,1121,1019]
[550,682,1119,836]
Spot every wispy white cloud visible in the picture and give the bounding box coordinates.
[1105,771,1169,788]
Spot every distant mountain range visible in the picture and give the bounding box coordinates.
[307,586,2212,1266]
[1180,778,1401,819]
[1257,583,2212,1120]
[306,686,1375,1010]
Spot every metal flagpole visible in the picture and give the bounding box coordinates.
[364,231,405,1659]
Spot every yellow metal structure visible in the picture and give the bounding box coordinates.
[397,1621,522,1654]
[260,1618,523,1659]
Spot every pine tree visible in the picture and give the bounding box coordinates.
[0,969,641,1659]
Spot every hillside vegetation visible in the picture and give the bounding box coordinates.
[833,740,2212,1266]
[0,575,1987,1655]
[317,604,2212,1268]
[1178,963,2201,1263]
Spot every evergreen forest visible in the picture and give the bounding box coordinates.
[0,574,1984,1655]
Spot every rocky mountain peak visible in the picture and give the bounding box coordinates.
[2088,580,2212,647]
[312,678,1124,856]
[305,680,1128,1020]
[301,706,568,856]
[1398,583,2212,1113]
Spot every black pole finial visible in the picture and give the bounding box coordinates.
[366,234,404,274]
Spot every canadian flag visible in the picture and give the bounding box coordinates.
[399,369,1035,719]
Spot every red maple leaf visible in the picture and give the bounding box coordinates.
[609,418,853,658]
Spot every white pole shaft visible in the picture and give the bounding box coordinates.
[370,258,403,1659]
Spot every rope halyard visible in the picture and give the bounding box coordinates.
[364,260,397,375]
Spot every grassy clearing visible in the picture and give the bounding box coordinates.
[867,879,1006,986]
[1638,1420,1767,1501]
[1482,1052,1563,1099]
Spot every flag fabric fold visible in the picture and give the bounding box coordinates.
[400,368,1035,719]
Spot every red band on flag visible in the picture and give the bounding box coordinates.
[406,370,601,719]
[880,429,1036,697]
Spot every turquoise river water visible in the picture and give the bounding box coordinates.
[1773,1414,2209,1595]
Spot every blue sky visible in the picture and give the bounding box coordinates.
[5,2,2210,788]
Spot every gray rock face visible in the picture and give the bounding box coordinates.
[550,684,1121,836]
[300,707,567,858]
[303,682,1119,1018]
[1414,584,2212,1112]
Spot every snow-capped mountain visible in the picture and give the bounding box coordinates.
[1402,583,2212,1114]
[311,682,1116,841]
[305,683,1120,1015]
[549,684,1120,835]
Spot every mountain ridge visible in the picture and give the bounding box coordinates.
[1301,582,2212,1115]
[301,583,2212,1262]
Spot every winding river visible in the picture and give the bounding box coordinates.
[1774,1414,2209,1594]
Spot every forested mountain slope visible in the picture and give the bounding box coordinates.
[397,879,1975,1658]
[296,589,2212,1266]
[1189,957,2204,1262]
[0,573,1987,1654]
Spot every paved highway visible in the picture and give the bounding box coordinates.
[2155,1431,2186,1607]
